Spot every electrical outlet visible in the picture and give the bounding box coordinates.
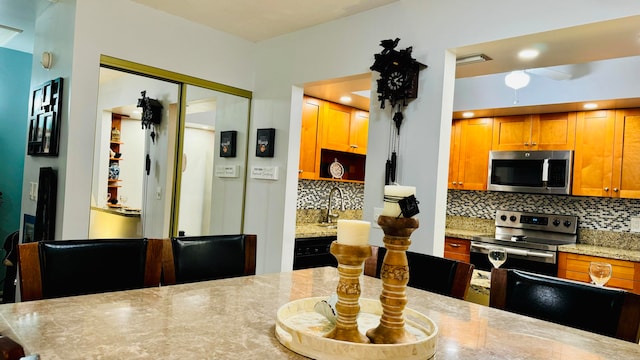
[631,217,640,233]
[155,186,162,200]
[373,207,383,228]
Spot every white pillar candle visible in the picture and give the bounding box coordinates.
[337,220,371,246]
[381,185,416,218]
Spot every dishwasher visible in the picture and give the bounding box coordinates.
[293,236,337,270]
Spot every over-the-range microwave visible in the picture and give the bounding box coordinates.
[487,150,573,195]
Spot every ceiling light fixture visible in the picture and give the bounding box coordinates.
[505,70,530,90]
[340,96,352,103]
[505,70,530,104]
[456,54,492,65]
[583,103,598,109]
[462,112,475,118]
[0,24,23,46]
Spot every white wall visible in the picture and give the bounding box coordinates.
[454,56,640,111]
[250,0,640,274]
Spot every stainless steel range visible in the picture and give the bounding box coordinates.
[471,210,578,276]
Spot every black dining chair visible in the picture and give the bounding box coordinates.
[18,238,163,301]
[162,234,257,285]
[490,268,640,343]
[365,246,475,300]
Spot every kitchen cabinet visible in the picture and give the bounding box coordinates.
[298,96,369,182]
[573,108,640,198]
[492,112,576,151]
[557,252,640,295]
[444,237,471,263]
[298,97,322,180]
[321,102,368,155]
[448,118,493,190]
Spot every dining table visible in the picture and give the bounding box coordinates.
[0,266,638,359]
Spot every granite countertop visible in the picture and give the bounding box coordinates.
[296,223,338,238]
[558,244,640,262]
[2,267,638,359]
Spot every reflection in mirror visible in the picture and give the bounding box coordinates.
[176,85,250,236]
[89,67,179,239]
[89,63,251,240]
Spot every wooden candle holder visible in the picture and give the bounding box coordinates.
[366,215,419,344]
[327,241,373,343]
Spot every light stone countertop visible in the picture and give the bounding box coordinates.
[1,267,638,359]
[558,244,640,262]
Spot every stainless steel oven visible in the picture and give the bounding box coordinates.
[471,210,578,276]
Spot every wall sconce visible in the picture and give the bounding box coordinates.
[41,51,53,69]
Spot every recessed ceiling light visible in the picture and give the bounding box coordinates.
[518,49,539,60]
[583,103,598,109]
[340,96,352,103]
[462,112,475,118]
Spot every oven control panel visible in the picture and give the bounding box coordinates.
[495,210,578,234]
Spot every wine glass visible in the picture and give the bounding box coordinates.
[119,194,128,208]
[589,261,612,286]
[488,247,507,269]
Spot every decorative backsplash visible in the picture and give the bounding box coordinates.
[297,180,364,210]
[447,190,640,232]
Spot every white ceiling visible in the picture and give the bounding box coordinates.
[130,0,399,43]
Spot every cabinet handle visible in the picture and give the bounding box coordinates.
[350,144,359,149]
[449,243,461,248]
[298,170,303,173]
[531,142,537,146]
[458,182,463,185]
[524,142,529,146]
[452,181,458,185]
[614,188,619,192]
[604,187,609,191]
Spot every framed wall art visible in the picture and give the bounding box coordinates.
[220,130,237,158]
[255,128,275,157]
[27,77,63,156]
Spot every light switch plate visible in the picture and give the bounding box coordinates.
[373,207,383,228]
[631,217,640,232]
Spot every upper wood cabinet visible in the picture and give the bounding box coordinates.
[298,96,369,182]
[449,118,493,190]
[573,108,640,198]
[492,112,576,151]
[298,96,322,180]
[321,102,368,155]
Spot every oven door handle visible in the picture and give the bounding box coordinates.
[471,242,554,258]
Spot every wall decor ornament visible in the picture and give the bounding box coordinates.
[137,90,163,144]
[220,130,237,157]
[370,38,427,185]
[256,128,275,157]
[27,78,63,156]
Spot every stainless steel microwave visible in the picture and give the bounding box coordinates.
[487,150,573,195]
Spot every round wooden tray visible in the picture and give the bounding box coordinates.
[275,297,438,360]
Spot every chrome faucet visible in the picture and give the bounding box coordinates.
[326,186,345,223]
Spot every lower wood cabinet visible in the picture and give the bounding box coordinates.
[444,237,471,263]
[557,252,640,295]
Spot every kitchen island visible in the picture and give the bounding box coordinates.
[1,267,637,359]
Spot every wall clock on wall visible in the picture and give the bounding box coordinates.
[370,38,427,185]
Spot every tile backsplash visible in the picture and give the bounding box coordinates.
[296,181,640,233]
[447,190,640,232]
[297,180,364,210]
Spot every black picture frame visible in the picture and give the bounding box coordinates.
[219,130,237,157]
[256,128,275,157]
[27,78,63,156]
